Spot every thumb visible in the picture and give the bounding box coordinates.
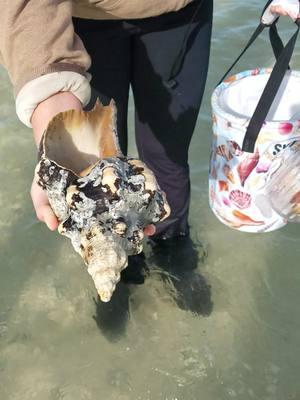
[31,177,59,231]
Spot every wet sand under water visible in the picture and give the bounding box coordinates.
[1,1,300,399]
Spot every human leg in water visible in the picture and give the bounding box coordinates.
[131,0,213,313]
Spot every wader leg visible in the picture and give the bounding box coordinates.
[131,1,213,238]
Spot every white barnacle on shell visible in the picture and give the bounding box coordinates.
[35,100,171,302]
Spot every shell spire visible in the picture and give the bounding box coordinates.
[79,226,128,302]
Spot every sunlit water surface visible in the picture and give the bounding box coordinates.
[1,1,300,399]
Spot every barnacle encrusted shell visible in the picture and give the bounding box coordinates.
[36,101,170,302]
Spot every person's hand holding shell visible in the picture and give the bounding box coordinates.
[33,99,170,301]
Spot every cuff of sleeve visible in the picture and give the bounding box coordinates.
[16,71,92,128]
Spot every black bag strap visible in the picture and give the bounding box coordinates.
[218,23,266,85]
[269,23,287,61]
[218,0,300,152]
[218,0,280,85]
[243,21,300,152]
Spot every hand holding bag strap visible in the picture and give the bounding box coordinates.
[242,19,300,152]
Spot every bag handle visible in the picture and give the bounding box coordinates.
[218,0,300,153]
[243,20,300,152]
[218,0,281,84]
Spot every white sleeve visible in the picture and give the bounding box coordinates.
[16,71,92,128]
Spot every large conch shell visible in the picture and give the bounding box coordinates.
[36,101,170,302]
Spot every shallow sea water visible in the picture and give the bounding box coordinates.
[1,1,300,399]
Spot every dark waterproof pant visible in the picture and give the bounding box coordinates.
[73,0,213,239]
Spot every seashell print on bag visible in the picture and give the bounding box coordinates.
[36,100,170,302]
[229,190,251,209]
[237,149,260,187]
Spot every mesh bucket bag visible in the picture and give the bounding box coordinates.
[209,0,300,232]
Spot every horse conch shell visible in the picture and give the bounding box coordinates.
[36,100,170,302]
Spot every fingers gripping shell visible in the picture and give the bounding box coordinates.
[36,101,171,302]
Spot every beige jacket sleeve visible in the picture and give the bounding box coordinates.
[0,0,92,127]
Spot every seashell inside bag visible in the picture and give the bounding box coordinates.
[36,101,170,302]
